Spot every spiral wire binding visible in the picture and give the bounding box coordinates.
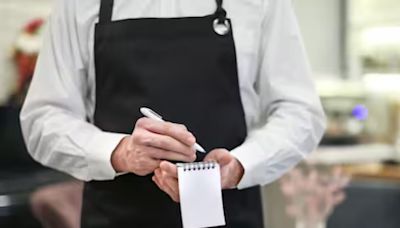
[179,161,217,172]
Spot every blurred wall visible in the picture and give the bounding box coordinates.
[350,0,400,25]
[293,0,343,78]
[0,0,52,105]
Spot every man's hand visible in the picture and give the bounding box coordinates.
[153,149,244,202]
[204,149,244,189]
[111,117,197,176]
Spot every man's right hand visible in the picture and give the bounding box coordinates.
[111,117,197,176]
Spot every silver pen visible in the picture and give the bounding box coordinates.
[140,107,206,153]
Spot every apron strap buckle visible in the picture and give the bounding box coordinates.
[213,18,230,36]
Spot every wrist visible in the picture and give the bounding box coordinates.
[111,136,129,173]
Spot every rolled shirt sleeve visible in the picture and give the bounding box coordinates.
[231,0,326,189]
[20,0,126,181]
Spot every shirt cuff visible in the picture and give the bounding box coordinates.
[231,140,270,189]
[85,132,128,181]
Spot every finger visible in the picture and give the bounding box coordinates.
[154,170,180,202]
[147,147,196,162]
[204,149,231,166]
[164,177,180,201]
[160,161,178,178]
[153,174,168,195]
[160,171,179,195]
[165,185,179,202]
[152,175,163,190]
[154,170,169,194]
[136,118,196,146]
[136,129,195,156]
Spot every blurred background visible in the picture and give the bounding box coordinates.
[0,0,400,228]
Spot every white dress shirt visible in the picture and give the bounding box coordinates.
[20,0,326,189]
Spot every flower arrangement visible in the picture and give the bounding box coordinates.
[10,18,44,104]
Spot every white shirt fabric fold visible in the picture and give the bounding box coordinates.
[20,0,326,189]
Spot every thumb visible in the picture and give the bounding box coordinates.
[204,149,231,166]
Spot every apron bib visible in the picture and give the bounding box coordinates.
[82,0,263,227]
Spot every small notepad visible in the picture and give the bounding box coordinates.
[177,161,226,228]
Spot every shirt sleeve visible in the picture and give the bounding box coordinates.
[20,0,127,181]
[231,0,326,189]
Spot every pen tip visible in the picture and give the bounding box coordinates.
[194,144,206,153]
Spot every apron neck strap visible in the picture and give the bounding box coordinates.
[99,0,114,24]
[215,0,227,23]
[99,0,227,24]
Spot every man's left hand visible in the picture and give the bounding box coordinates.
[152,149,244,203]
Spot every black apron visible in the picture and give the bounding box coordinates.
[82,0,264,227]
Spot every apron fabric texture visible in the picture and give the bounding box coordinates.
[82,0,264,227]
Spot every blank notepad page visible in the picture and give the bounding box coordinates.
[178,162,226,228]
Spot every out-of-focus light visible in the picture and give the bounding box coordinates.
[363,73,400,94]
[0,195,11,208]
[352,104,368,121]
[362,26,400,47]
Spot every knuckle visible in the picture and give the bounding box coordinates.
[131,130,143,143]
[163,123,173,134]
[139,135,152,145]
[133,131,152,146]
[157,138,167,149]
